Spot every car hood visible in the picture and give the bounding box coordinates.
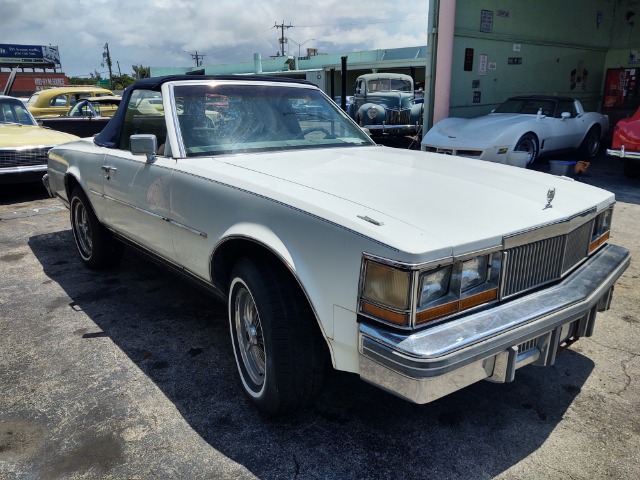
[0,124,78,147]
[187,146,614,259]
[427,114,536,144]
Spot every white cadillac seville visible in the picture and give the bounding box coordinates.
[43,76,629,416]
[422,96,609,168]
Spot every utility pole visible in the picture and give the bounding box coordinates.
[190,51,205,67]
[102,43,113,89]
[273,21,293,56]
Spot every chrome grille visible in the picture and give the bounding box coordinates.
[502,221,593,299]
[385,109,411,125]
[517,338,538,354]
[0,147,51,168]
[562,221,592,273]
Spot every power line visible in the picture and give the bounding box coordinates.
[273,21,293,56]
[185,51,206,67]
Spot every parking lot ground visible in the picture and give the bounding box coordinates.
[1,151,639,479]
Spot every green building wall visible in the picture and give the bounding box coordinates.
[450,0,614,117]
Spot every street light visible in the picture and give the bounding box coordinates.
[288,38,315,58]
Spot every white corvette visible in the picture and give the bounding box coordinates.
[422,95,609,167]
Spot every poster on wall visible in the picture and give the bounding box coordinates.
[480,10,493,33]
[478,54,488,76]
[570,61,588,91]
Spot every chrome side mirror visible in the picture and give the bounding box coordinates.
[130,134,157,162]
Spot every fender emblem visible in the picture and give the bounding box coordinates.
[544,188,556,209]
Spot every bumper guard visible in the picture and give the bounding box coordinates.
[358,243,630,404]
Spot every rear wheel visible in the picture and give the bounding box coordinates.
[580,126,601,157]
[514,133,539,167]
[70,187,123,269]
[228,257,325,416]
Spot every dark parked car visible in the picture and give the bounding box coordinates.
[348,73,423,136]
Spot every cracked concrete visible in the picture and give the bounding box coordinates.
[0,152,638,479]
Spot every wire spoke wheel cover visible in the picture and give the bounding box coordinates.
[234,286,266,388]
[228,257,325,416]
[72,200,93,259]
[70,187,123,269]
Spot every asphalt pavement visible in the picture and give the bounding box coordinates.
[1,150,639,479]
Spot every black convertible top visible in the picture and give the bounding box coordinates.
[506,95,576,103]
[94,74,315,148]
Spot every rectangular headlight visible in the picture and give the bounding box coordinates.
[590,207,613,252]
[460,256,488,292]
[362,261,411,310]
[419,266,451,306]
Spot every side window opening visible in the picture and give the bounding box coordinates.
[118,89,167,151]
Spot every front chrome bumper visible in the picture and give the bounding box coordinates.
[358,243,630,404]
[42,173,54,197]
[606,145,640,161]
[366,124,420,135]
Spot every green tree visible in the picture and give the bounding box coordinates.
[111,74,136,90]
[132,64,150,79]
[67,71,103,85]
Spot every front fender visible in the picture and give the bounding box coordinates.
[357,103,385,125]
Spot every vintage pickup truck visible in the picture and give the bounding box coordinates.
[44,75,630,416]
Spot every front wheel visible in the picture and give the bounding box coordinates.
[70,187,123,269]
[228,257,324,416]
[514,133,539,167]
[580,126,601,157]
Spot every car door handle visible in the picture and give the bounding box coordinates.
[101,165,117,179]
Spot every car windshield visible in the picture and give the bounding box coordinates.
[367,78,412,93]
[0,98,37,126]
[172,83,374,157]
[494,98,557,116]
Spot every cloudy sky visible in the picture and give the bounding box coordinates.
[2,0,430,78]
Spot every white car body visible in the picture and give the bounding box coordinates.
[422,96,609,167]
[44,77,629,415]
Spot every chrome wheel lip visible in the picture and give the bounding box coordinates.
[72,199,92,259]
[233,285,266,389]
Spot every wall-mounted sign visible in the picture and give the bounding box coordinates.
[479,54,488,76]
[464,48,474,71]
[480,10,493,33]
[513,44,521,52]
[0,44,61,67]
[508,57,523,65]
[497,10,510,17]
[489,62,497,70]
[473,91,481,103]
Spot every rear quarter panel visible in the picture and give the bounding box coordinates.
[48,139,107,218]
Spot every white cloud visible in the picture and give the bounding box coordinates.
[1,0,429,77]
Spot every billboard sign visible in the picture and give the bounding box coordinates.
[0,44,61,67]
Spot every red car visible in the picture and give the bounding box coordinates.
[607,107,640,178]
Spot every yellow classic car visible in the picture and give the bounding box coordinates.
[1,95,79,184]
[26,86,115,118]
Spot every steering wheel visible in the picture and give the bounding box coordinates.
[302,126,334,138]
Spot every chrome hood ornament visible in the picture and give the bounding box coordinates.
[544,187,556,209]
